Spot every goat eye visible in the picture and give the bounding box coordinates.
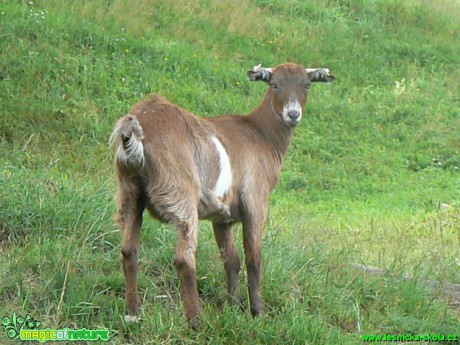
[304,82,311,89]
[270,82,278,89]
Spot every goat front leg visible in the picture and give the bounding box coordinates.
[213,221,241,302]
[242,207,266,317]
[174,216,201,329]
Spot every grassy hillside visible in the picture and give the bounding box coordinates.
[1,0,459,343]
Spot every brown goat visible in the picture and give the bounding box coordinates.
[110,63,335,328]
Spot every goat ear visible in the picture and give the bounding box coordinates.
[247,64,273,82]
[306,68,336,83]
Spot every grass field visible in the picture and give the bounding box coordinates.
[1,0,459,343]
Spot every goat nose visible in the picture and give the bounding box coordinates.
[287,110,300,119]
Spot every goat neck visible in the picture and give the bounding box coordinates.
[248,90,297,166]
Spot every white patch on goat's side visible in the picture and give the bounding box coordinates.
[211,136,232,197]
[282,98,303,126]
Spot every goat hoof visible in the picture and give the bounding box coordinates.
[250,307,263,317]
[124,307,142,323]
[124,314,141,323]
[189,317,201,331]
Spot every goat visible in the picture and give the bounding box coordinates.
[110,63,336,328]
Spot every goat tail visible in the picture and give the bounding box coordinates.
[109,115,145,166]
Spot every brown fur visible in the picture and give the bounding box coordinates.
[111,63,335,328]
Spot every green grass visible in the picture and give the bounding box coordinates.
[1,0,459,343]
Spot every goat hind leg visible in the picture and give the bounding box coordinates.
[173,215,201,329]
[117,185,144,319]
